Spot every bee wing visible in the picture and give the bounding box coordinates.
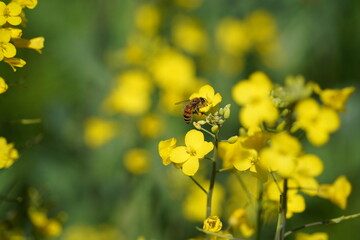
[175,99,190,105]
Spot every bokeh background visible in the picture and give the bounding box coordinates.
[0,0,359,239]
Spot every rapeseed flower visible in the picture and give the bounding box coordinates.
[171,16,208,55]
[158,138,177,166]
[317,175,351,209]
[189,84,222,113]
[12,36,45,53]
[314,85,355,112]
[228,208,254,237]
[203,216,222,233]
[0,137,19,168]
[139,114,163,138]
[232,71,278,129]
[123,148,150,175]
[84,117,118,148]
[294,98,339,146]
[0,28,16,61]
[12,0,38,9]
[135,4,160,36]
[170,130,213,176]
[0,1,22,26]
[28,207,62,238]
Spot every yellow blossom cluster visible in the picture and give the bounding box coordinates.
[0,0,44,94]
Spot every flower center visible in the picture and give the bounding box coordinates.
[187,146,197,156]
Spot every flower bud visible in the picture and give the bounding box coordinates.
[227,136,238,144]
[193,122,202,130]
[203,216,222,233]
[218,108,224,115]
[197,120,206,125]
[211,125,219,134]
[218,119,225,125]
[224,105,231,119]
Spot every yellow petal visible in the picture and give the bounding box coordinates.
[185,129,204,149]
[158,138,176,165]
[182,156,199,176]
[170,146,189,163]
[0,77,8,94]
[196,141,214,158]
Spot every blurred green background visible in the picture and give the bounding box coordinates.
[0,0,359,239]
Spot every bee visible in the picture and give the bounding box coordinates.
[176,97,208,124]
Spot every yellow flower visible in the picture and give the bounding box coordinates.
[12,37,45,54]
[139,114,163,138]
[314,85,355,112]
[28,207,62,238]
[151,47,196,92]
[228,208,254,237]
[123,149,150,175]
[0,76,8,94]
[170,130,213,176]
[158,138,176,166]
[232,72,278,129]
[0,28,17,61]
[171,16,208,55]
[318,175,351,209]
[216,17,251,55]
[103,70,153,115]
[203,216,222,233]
[260,132,301,178]
[84,117,118,148]
[3,57,26,71]
[189,85,222,113]
[135,4,160,36]
[0,137,19,169]
[12,0,38,9]
[218,131,270,182]
[294,98,339,146]
[296,232,328,240]
[0,2,22,26]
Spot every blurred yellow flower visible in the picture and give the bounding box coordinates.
[0,28,17,61]
[123,148,150,175]
[28,207,62,238]
[228,208,254,237]
[318,175,351,209]
[296,232,328,240]
[246,10,277,45]
[151,47,196,92]
[294,98,339,146]
[232,71,278,129]
[139,114,163,138]
[314,85,355,112]
[171,16,208,55]
[203,216,222,233]
[189,84,222,113]
[0,137,19,169]
[135,4,160,36]
[104,70,153,115]
[183,180,224,221]
[170,130,213,176]
[260,132,301,177]
[158,138,177,166]
[0,76,8,94]
[216,17,251,55]
[0,2,22,26]
[13,0,38,9]
[84,117,118,148]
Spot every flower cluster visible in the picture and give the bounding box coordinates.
[0,0,44,94]
[158,73,355,239]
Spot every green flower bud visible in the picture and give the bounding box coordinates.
[227,136,238,144]
[193,122,202,130]
[211,125,219,134]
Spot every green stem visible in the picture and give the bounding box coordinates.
[189,176,207,194]
[275,179,288,240]
[200,127,215,138]
[284,213,360,238]
[256,181,264,240]
[206,132,218,218]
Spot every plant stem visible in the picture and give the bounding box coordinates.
[189,176,207,194]
[256,181,263,240]
[206,132,218,218]
[275,179,288,240]
[284,212,360,238]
